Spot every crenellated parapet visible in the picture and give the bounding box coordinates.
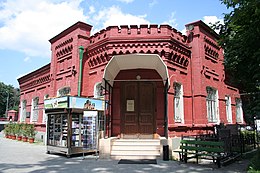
[86,24,191,70]
[89,24,188,45]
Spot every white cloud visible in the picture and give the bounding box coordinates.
[162,12,177,28]
[203,16,224,33]
[0,0,151,58]
[181,28,186,35]
[116,0,134,3]
[90,6,149,34]
[24,57,31,62]
[0,0,87,58]
[89,6,95,14]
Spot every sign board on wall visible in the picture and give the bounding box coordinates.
[126,100,135,112]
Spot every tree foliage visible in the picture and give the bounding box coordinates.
[0,82,20,117]
[215,0,260,122]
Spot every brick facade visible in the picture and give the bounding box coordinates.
[18,20,242,136]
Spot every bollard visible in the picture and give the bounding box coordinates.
[163,145,169,161]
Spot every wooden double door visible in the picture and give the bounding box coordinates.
[121,82,156,139]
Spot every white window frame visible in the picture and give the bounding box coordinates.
[42,94,49,123]
[236,98,243,123]
[94,82,103,98]
[174,82,184,123]
[206,87,219,123]
[225,96,232,123]
[20,100,27,122]
[30,97,39,122]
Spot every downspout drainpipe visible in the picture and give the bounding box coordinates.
[164,79,169,139]
[78,46,84,97]
[191,53,195,127]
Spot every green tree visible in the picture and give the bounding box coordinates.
[0,82,20,117]
[215,0,260,123]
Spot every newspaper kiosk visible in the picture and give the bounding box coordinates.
[44,96,104,157]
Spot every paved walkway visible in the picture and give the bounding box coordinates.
[0,132,250,173]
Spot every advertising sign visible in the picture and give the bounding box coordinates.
[44,96,104,111]
[69,97,104,110]
[44,97,68,109]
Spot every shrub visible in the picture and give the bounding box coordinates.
[14,123,22,137]
[3,123,10,136]
[21,123,29,137]
[8,123,15,136]
[27,124,37,139]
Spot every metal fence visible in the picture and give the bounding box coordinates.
[182,124,259,157]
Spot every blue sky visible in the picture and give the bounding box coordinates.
[0,0,229,88]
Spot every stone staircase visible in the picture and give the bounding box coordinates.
[110,139,161,160]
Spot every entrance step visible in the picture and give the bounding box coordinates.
[110,139,161,160]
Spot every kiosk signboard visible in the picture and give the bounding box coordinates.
[44,96,104,110]
[44,97,68,109]
[69,97,104,110]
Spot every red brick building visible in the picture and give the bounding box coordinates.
[18,20,243,154]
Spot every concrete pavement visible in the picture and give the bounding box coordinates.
[0,132,250,173]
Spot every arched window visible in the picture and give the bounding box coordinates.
[225,96,232,123]
[235,98,243,123]
[31,97,39,122]
[206,87,219,123]
[57,87,71,97]
[94,82,103,98]
[43,94,49,123]
[20,100,27,122]
[174,82,184,123]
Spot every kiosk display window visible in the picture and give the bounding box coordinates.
[82,111,97,150]
[48,114,68,147]
[71,114,83,147]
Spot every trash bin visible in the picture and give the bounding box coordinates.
[163,145,169,161]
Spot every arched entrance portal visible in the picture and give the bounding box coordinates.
[102,54,169,139]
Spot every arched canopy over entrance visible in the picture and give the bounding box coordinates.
[102,54,169,87]
[102,53,169,138]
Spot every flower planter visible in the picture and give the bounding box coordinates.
[5,135,10,138]
[11,135,16,140]
[17,136,22,141]
[22,137,28,142]
[28,138,35,143]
